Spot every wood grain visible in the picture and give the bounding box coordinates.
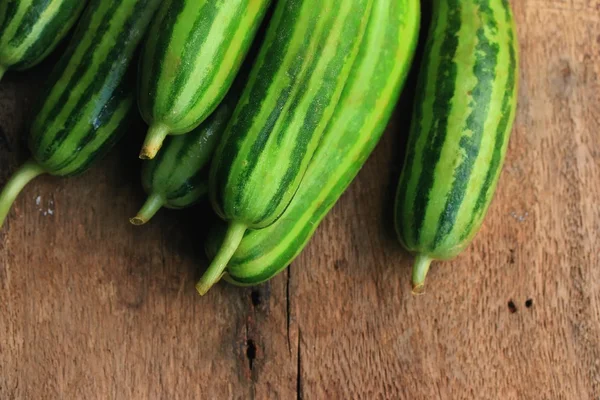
[1,1,599,398]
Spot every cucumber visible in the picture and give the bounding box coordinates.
[0,0,86,80]
[137,0,272,159]
[197,0,374,295]
[394,0,519,294]
[130,100,232,225]
[0,0,162,229]
[205,0,420,286]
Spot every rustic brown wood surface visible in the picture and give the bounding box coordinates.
[1,1,599,399]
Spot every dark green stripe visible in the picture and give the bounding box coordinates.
[28,15,82,147]
[12,0,81,70]
[167,174,206,200]
[476,0,497,31]
[163,135,194,183]
[411,0,461,242]
[43,1,146,164]
[273,5,337,146]
[8,0,51,47]
[230,31,314,211]
[167,179,208,208]
[501,0,511,19]
[395,4,437,245]
[232,3,341,214]
[461,28,516,240]
[167,181,194,200]
[225,197,332,281]
[35,0,119,157]
[262,3,356,221]
[213,0,301,206]
[63,102,134,177]
[52,82,133,170]
[164,2,216,114]
[433,27,499,247]
[172,136,196,170]
[173,6,246,128]
[0,1,19,38]
[145,0,186,115]
[186,5,246,108]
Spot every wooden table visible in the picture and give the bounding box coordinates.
[1,1,599,398]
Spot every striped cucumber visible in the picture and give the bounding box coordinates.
[131,100,232,225]
[197,0,374,295]
[0,0,86,80]
[137,0,272,159]
[205,0,420,286]
[0,0,162,228]
[394,0,519,294]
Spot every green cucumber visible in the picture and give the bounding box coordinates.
[131,99,232,225]
[205,0,420,286]
[394,0,519,293]
[137,0,272,159]
[0,0,162,229]
[0,0,87,80]
[197,0,374,295]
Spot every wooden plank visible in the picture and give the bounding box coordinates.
[0,57,272,399]
[282,1,600,399]
[0,0,599,398]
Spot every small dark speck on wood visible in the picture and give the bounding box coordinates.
[525,299,533,308]
[508,300,518,313]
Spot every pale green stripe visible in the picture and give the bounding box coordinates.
[230,0,418,276]
[419,1,482,248]
[169,0,235,117]
[0,1,28,47]
[153,0,207,117]
[42,4,135,164]
[53,97,133,175]
[401,0,450,243]
[242,0,356,219]
[179,0,265,130]
[226,0,321,213]
[137,1,166,122]
[447,2,515,244]
[6,1,63,63]
[33,3,110,129]
[238,4,333,219]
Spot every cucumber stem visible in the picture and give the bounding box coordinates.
[0,159,46,228]
[130,193,164,225]
[196,221,247,296]
[411,254,432,295]
[140,123,170,160]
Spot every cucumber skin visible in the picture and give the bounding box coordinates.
[206,0,421,286]
[28,0,163,177]
[0,0,87,74]
[0,0,162,229]
[394,0,519,292]
[140,101,232,212]
[137,0,272,158]
[209,0,374,230]
[196,0,374,295]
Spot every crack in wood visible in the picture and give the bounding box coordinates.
[286,266,292,354]
[244,320,256,373]
[251,289,261,306]
[296,329,302,400]
[242,315,257,400]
